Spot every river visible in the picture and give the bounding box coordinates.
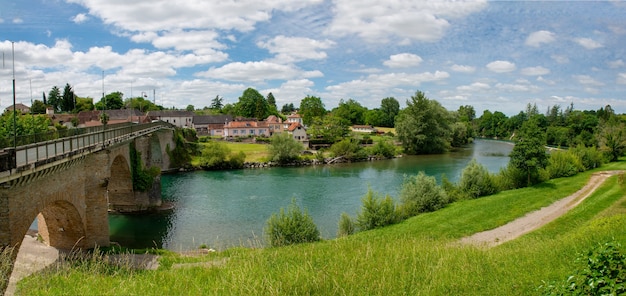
[109,139,512,251]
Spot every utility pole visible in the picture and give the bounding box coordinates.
[12,42,17,151]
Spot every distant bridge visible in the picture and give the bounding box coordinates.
[0,121,176,292]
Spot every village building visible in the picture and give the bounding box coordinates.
[351,125,377,133]
[4,103,31,114]
[192,114,233,136]
[223,119,270,138]
[265,115,284,135]
[287,122,309,147]
[147,110,194,128]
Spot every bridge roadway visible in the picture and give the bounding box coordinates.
[0,121,174,294]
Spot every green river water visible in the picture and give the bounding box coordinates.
[109,139,512,251]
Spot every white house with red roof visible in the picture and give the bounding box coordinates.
[223,119,270,138]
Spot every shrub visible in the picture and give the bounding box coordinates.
[337,212,356,237]
[546,150,585,179]
[399,172,449,217]
[199,141,245,169]
[540,240,626,295]
[571,144,604,170]
[268,133,303,164]
[368,139,397,158]
[0,247,14,293]
[356,188,398,231]
[458,159,499,199]
[330,138,366,161]
[265,199,320,247]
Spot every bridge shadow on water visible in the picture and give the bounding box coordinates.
[108,210,174,249]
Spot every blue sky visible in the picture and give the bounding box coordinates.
[1,0,625,115]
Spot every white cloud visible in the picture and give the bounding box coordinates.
[257,35,336,63]
[486,60,516,73]
[608,59,625,68]
[617,73,626,85]
[457,82,490,92]
[262,79,316,103]
[525,30,556,47]
[521,66,550,76]
[537,76,556,85]
[551,55,569,64]
[326,1,487,42]
[495,82,539,92]
[197,61,323,82]
[450,64,476,73]
[148,30,227,55]
[72,13,89,24]
[574,37,603,49]
[0,18,4,24]
[383,53,423,68]
[573,75,605,86]
[13,18,23,24]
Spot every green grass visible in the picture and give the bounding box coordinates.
[192,141,270,164]
[15,163,626,295]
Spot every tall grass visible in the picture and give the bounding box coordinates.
[16,165,626,295]
[1,246,15,294]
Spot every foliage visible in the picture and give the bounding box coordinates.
[210,95,224,111]
[61,83,76,112]
[571,144,604,170]
[125,96,162,112]
[0,113,52,147]
[597,119,626,162]
[395,90,452,154]
[307,115,351,143]
[379,97,400,127]
[266,92,276,109]
[268,132,303,164]
[546,150,585,179]
[368,139,397,158]
[509,118,549,186]
[199,141,245,169]
[31,99,47,114]
[399,171,449,217]
[47,86,62,112]
[329,138,366,160]
[0,246,14,294]
[458,159,499,199]
[235,88,270,120]
[477,109,509,139]
[281,103,296,114]
[167,128,193,168]
[450,121,470,147]
[299,95,326,126]
[265,199,320,247]
[495,164,530,190]
[540,241,626,295]
[337,212,356,237]
[129,143,160,192]
[74,97,95,113]
[355,188,398,231]
[333,99,367,125]
[95,91,124,110]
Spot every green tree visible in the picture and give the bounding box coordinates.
[509,118,548,186]
[268,132,303,164]
[95,92,124,110]
[380,97,400,127]
[364,109,384,127]
[47,86,61,112]
[597,118,626,162]
[74,97,94,113]
[266,92,276,109]
[60,83,75,112]
[210,95,223,111]
[299,95,326,126]
[199,141,245,169]
[307,115,350,143]
[186,104,195,112]
[236,88,269,120]
[458,159,499,199]
[265,199,320,247]
[333,99,367,125]
[330,138,366,160]
[395,90,452,154]
[30,100,47,114]
[281,103,296,114]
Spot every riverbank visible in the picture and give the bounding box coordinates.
[14,161,626,295]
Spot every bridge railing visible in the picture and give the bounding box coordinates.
[0,121,172,173]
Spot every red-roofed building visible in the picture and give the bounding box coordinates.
[223,120,270,138]
[287,122,309,147]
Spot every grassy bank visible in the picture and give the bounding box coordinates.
[16,163,626,295]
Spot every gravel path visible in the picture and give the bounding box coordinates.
[459,171,623,248]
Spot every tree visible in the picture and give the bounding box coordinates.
[267,92,277,109]
[268,132,303,164]
[307,114,350,143]
[356,188,398,231]
[74,97,94,113]
[60,83,75,112]
[395,90,452,154]
[509,118,548,186]
[236,88,269,120]
[399,171,449,217]
[30,100,47,114]
[186,105,195,112]
[364,109,384,127]
[458,159,499,199]
[333,99,367,125]
[210,95,223,111]
[48,86,61,112]
[380,97,400,127]
[597,118,626,162]
[299,96,326,125]
[281,103,296,114]
[95,91,124,110]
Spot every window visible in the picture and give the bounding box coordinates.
[250,129,255,134]
[233,130,238,134]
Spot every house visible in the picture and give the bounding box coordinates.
[77,109,149,127]
[265,115,284,135]
[4,103,30,114]
[286,113,303,125]
[192,114,233,136]
[223,119,270,138]
[351,125,377,133]
[287,122,309,147]
[147,110,194,128]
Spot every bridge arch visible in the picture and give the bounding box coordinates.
[37,200,86,250]
[149,133,163,167]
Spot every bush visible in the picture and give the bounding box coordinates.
[268,133,303,164]
[572,144,604,170]
[458,159,499,199]
[330,138,366,161]
[540,240,626,295]
[546,150,585,179]
[356,188,398,231]
[368,139,397,158]
[399,172,449,217]
[265,199,320,247]
[199,141,244,169]
[337,212,356,237]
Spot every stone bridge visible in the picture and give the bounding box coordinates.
[0,122,177,292]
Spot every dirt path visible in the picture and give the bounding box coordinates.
[459,171,623,248]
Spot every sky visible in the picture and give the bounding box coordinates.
[1,0,625,116]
